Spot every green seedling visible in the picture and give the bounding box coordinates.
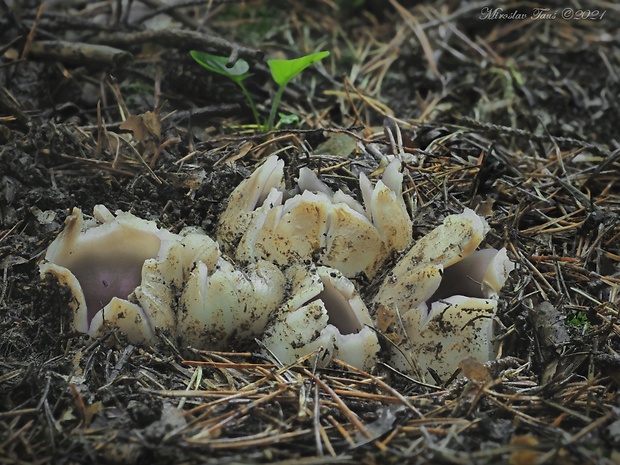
[190,50,330,131]
[189,51,260,127]
[266,51,330,129]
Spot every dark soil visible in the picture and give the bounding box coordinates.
[1,1,619,464]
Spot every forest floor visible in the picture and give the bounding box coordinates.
[1,1,620,464]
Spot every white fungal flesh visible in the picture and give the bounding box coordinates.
[178,259,286,349]
[132,232,221,334]
[297,167,334,197]
[481,247,516,297]
[322,203,384,277]
[40,207,221,341]
[371,209,516,380]
[237,190,333,266]
[431,247,515,301]
[89,298,155,342]
[39,261,91,333]
[235,185,389,278]
[41,207,172,337]
[316,267,379,369]
[367,179,412,253]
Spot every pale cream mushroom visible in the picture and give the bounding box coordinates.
[40,206,219,342]
[225,155,413,278]
[431,247,515,301]
[389,296,498,380]
[373,208,488,311]
[480,247,515,297]
[177,258,287,349]
[40,160,514,377]
[261,265,336,367]
[236,190,385,277]
[217,156,285,254]
[261,265,380,371]
[359,159,412,254]
[372,208,514,380]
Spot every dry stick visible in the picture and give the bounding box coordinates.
[201,387,289,438]
[457,117,611,158]
[0,408,38,419]
[93,29,264,62]
[193,429,314,449]
[149,136,181,169]
[313,380,323,456]
[96,100,104,157]
[27,40,133,66]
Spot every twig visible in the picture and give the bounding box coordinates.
[27,40,133,66]
[93,29,263,62]
[457,117,612,157]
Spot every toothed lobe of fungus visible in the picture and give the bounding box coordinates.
[372,208,515,380]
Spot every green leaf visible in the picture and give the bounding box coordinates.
[190,50,261,127]
[267,51,330,87]
[189,51,252,84]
